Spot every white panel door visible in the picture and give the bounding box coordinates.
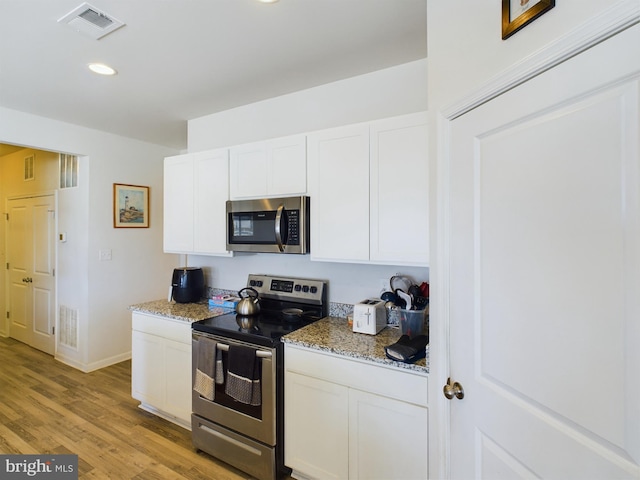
[7,195,56,355]
[446,26,640,478]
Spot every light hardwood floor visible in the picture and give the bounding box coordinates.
[0,336,258,479]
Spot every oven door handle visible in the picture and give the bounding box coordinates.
[274,203,285,252]
[215,342,272,358]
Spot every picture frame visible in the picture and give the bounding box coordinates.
[502,0,555,40]
[113,183,149,228]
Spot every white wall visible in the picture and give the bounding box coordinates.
[187,59,429,305]
[188,59,428,151]
[426,0,627,115]
[0,107,179,371]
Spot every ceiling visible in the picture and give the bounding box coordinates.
[0,0,427,151]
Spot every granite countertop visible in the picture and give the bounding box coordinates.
[130,300,428,374]
[283,316,429,374]
[129,299,230,323]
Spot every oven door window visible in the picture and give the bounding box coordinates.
[229,211,278,245]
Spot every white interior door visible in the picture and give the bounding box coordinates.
[7,195,56,355]
[446,26,640,478]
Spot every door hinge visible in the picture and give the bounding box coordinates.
[6,262,9,270]
[5,213,8,221]
[52,326,55,335]
[53,268,55,277]
[6,311,9,319]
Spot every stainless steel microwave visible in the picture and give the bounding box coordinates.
[226,196,310,254]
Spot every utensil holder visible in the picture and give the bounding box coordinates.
[398,308,428,338]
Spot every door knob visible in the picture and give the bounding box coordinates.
[443,377,465,400]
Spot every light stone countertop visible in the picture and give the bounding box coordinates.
[283,316,429,374]
[129,299,231,322]
[129,300,428,374]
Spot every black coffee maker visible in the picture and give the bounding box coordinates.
[170,267,204,303]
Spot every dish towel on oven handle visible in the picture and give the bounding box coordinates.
[215,348,224,385]
[193,336,216,401]
[225,344,262,406]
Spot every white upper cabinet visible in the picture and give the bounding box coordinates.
[307,123,370,263]
[370,112,428,265]
[308,112,428,266]
[164,154,195,253]
[164,149,232,256]
[229,134,307,199]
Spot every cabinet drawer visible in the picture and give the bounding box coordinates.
[285,345,428,407]
[132,312,192,343]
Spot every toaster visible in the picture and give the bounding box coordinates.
[352,298,387,335]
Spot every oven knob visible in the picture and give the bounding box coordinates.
[250,280,257,286]
[310,286,318,294]
[303,285,309,293]
[294,284,302,292]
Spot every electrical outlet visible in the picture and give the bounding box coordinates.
[99,249,112,261]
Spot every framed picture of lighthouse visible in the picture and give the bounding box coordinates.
[113,183,149,228]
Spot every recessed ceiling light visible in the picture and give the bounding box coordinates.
[88,63,117,75]
[257,0,279,3]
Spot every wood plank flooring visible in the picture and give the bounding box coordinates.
[0,336,256,479]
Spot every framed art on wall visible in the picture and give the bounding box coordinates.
[113,183,149,228]
[502,0,555,39]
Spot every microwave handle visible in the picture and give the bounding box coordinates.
[274,204,285,252]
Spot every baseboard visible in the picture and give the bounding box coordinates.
[55,351,131,373]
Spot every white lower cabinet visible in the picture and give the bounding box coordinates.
[131,312,192,429]
[285,345,428,480]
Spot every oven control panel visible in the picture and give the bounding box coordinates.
[247,274,326,304]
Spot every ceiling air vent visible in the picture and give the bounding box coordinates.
[58,2,125,40]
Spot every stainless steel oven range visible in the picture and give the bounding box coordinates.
[191,274,327,480]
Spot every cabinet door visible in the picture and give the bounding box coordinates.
[308,124,370,262]
[131,330,164,407]
[193,149,232,256]
[229,142,269,199]
[349,389,429,480]
[163,338,192,423]
[268,134,307,195]
[285,371,349,480]
[370,112,429,266]
[164,154,195,252]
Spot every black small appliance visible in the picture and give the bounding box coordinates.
[171,267,204,303]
